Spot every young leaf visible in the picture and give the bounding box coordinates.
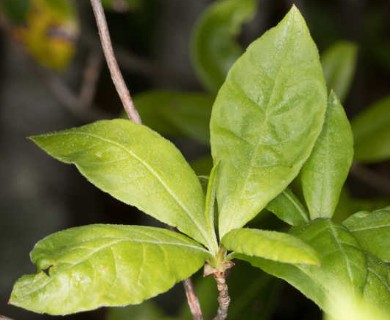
[30,120,217,252]
[343,207,390,262]
[235,219,368,313]
[191,0,256,91]
[222,228,319,265]
[10,225,210,315]
[321,41,358,102]
[300,92,354,220]
[210,6,327,237]
[205,163,220,240]
[266,188,309,226]
[352,95,390,163]
[133,91,214,145]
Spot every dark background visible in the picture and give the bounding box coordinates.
[0,0,389,319]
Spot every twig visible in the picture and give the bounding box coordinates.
[183,278,203,320]
[32,62,109,121]
[79,49,103,108]
[0,315,14,320]
[90,0,141,124]
[351,162,390,196]
[213,270,230,320]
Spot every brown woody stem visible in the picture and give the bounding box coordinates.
[90,0,141,124]
[183,277,203,320]
[213,270,230,320]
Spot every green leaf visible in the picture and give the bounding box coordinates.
[235,219,367,313]
[266,188,309,226]
[343,207,390,262]
[210,6,327,237]
[321,41,358,102]
[352,95,390,163]
[10,225,210,315]
[30,120,217,252]
[223,228,319,265]
[324,258,390,320]
[205,163,220,238]
[300,92,354,219]
[133,91,214,145]
[191,0,257,91]
[362,255,390,316]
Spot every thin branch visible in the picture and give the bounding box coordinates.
[213,270,230,320]
[351,162,390,196]
[183,278,203,320]
[32,62,109,121]
[0,315,14,320]
[90,0,141,124]
[79,49,103,108]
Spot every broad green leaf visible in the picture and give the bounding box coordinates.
[31,120,217,252]
[300,92,354,219]
[266,188,309,226]
[235,219,367,313]
[352,95,390,163]
[10,225,209,315]
[321,41,358,102]
[191,0,256,91]
[343,207,390,262]
[324,263,390,320]
[223,228,319,265]
[362,255,390,316]
[133,91,214,145]
[210,6,327,237]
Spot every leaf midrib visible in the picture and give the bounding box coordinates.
[54,131,210,247]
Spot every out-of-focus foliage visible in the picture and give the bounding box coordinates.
[321,41,358,102]
[352,96,390,163]
[102,0,142,12]
[1,0,79,70]
[191,0,257,92]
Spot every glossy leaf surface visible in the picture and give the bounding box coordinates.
[266,188,309,226]
[300,92,354,219]
[223,228,319,265]
[210,6,327,237]
[352,95,390,163]
[10,225,209,315]
[343,208,390,262]
[31,120,217,252]
[321,41,358,102]
[191,0,256,91]
[133,91,214,145]
[235,219,368,313]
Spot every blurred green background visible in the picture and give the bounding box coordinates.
[0,0,389,319]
